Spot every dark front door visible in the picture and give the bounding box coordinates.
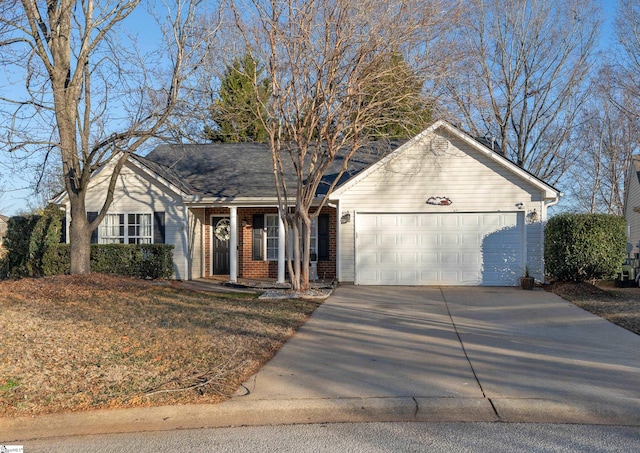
[212,217,230,275]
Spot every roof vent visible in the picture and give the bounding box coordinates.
[430,137,449,155]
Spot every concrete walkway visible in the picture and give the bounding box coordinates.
[3,286,640,442]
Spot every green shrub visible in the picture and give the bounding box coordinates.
[139,244,175,279]
[1,215,41,278]
[544,213,626,282]
[42,243,71,276]
[1,205,64,278]
[91,244,143,276]
[28,205,65,276]
[42,243,174,279]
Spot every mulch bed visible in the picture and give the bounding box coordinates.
[547,280,640,336]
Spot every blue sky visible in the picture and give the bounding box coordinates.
[0,0,623,216]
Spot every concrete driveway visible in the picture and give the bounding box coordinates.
[231,285,640,425]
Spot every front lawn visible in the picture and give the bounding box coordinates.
[0,274,320,417]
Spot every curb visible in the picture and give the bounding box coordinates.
[4,396,640,443]
[0,397,493,442]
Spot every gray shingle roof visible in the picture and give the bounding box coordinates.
[140,141,404,199]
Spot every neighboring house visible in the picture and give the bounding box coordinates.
[0,214,8,247]
[624,156,640,255]
[53,120,561,286]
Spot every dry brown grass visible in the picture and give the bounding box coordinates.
[0,274,320,417]
[548,281,640,336]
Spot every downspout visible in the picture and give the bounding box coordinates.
[541,194,562,283]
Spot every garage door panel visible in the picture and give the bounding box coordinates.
[441,233,460,245]
[379,216,398,227]
[440,252,461,265]
[400,252,418,263]
[462,215,481,227]
[420,216,439,227]
[421,234,439,246]
[400,235,418,246]
[462,252,480,265]
[441,216,460,227]
[378,252,397,264]
[400,215,419,227]
[356,212,523,286]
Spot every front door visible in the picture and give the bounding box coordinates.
[212,216,230,275]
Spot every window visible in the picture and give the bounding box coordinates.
[265,214,279,261]
[253,213,327,262]
[100,214,125,244]
[127,213,152,244]
[309,218,318,260]
[98,213,154,244]
[289,218,318,261]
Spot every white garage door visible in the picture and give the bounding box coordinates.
[355,212,524,286]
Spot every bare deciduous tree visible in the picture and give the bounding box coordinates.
[614,0,640,120]
[569,68,640,215]
[443,0,601,184]
[231,0,459,291]
[0,0,217,274]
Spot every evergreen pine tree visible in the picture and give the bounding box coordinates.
[204,53,270,142]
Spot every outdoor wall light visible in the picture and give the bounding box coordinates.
[341,212,351,224]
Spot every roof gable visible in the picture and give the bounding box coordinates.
[329,120,561,201]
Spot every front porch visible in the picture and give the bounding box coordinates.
[189,206,337,283]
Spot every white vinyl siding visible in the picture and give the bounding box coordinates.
[77,162,187,279]
[189,208,205,279]
[336,130,547,284]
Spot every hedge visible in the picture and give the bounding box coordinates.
[43,243,174,279]
[1,205,64,278]
[544,213,626,282]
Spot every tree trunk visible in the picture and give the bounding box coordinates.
[68,195,92,275]
[300,214,311,292]
[290,218,301,292]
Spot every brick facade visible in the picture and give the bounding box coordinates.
[203,206,336,280]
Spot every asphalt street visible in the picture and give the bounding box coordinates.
[21,422,640,453]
